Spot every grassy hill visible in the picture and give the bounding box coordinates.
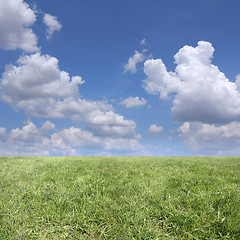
[0,157,240,239]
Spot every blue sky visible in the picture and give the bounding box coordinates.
[0,0,240,156]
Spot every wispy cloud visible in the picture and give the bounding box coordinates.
[149,124,163,134]
[43,13,62,39]
[121,96,147,108]
[124,50,146,73]
[140,38,146,46]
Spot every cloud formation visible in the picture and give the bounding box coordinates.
[52,127,143,153]
[0,53,109,117]
[84,110,139,138]
[43,13,62,39]
[148,124,163,134]
[0,121,144,156]
[121,96,147,108]
[143,41,240,124]
[178,121,240,155]
[140,38,146,46]
[0,0,38,52]
[124,50,146,73]
[0,52,140,139]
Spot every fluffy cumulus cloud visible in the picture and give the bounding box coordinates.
[0,0,38,52]
[148,124,163,134]
[0,121,54,156]
[0,121,144,156]
[1,53,82,102]
[0,52,141,140]
[52,127,143,153]
[0,53,109,117]
[143,41,240,124]
[83,110,139,138]
[124,50,146,73]
[121,96,147,108]
[178,121,240,155]
[43,13,62,39]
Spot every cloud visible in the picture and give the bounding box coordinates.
[41,121,56,133]
[102,137,144,152]
[53,98,113,120]
[51,127,143,153]
[140,38,146,46]
[148,124,163,134]
[83,110,139,138]
[50,127,100,149]
[0,53,110,118]
[43,13,62,39]
[124,50,146,73]
[0,121,144,156]
[9,121,46,143]
[0,52,140,139]
[178,121,240,155]
[0,0,38,52]
[143,41,240,124]
[1,53,82,101]
[0,121,75,156]
[121,96,147,108]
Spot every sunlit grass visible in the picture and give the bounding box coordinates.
[0,157,240,239]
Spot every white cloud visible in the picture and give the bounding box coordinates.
[178,121,240,155]
[54,101,137,139]
[51,127,100,149]
[72,76,85,85]
[1,53,81,102]
[0,0,38,52]
[121,96,147,108]
[0,121,144,156]
[103,137,144,152]
[0,53,111,118]
[41,121,56,133]
[84,110,138,138]
[43,13,62,39]
[140,38,146,46]
[51,127,143,152]
[54,98,113,120]
[9,121,43,143]
[0,52,140,139]
[149,124,163,134]
[0,121,67,156]
[124,50,146,73]
[143,41,240,124]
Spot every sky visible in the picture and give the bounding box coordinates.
[0,0,240,156]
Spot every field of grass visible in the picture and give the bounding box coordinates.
[0,157,240,239]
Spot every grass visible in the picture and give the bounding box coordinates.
[0,157,240,239]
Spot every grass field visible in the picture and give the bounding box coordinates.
[0,157,240,239]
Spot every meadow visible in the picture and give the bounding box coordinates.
[0,157,239,239]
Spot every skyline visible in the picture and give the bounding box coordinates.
[0,0,240,156]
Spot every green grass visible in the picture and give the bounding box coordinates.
[0,157,240,239]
